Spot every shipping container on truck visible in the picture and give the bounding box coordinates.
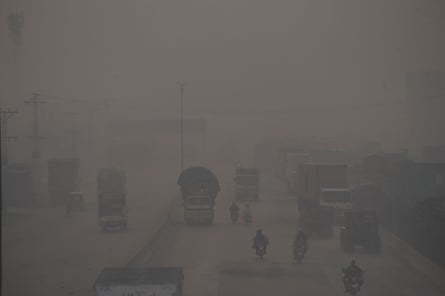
[47,158,80,205]
[234,167,259,201]
[93,267,184,296]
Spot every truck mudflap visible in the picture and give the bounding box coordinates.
[184,210,214,224]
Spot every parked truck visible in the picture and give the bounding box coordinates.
[97,168,127,231]
[234,167,259,201]
[93,267,184,296]
[297,163,348,236]
[48,158,80,205]
[177,166,220,224]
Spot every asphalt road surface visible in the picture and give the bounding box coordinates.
[130,174,445,296]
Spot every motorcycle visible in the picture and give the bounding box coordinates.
[230,211,239,224]
[342,270,363,296]
[293,244,305,264]
[255,242,266,259]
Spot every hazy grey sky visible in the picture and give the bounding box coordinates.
[1,0,444,156]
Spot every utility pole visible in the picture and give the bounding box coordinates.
[180,83,184,172]
[25,93,46,201]
[0,106,19,166]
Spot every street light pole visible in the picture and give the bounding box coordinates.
[180,84,184,172]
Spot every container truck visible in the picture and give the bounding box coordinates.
[177,166,220,224]
[297,163,348,237]
[93,267,184,296]
[234,167,259,201]
[97,168,127,231]
[48,158,80,205]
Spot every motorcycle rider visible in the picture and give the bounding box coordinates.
[229,202,239,221]
[293,230,308,253]
[252,229,269,253]
[342,260,364,292]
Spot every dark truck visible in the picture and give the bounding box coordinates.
[48,158,80,205]
[97,168,127,231]
[178,166,220,224]
[340,210,381,253]
[234,167,259,201]
[93,267,184,296]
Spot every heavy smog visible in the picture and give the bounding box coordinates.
[1,1,445,295]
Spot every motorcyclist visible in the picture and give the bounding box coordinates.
[229,202,239,220]
[342,260,364,292]
[252,229,269,252]
[293,230,308,253]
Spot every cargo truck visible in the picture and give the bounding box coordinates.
[178,166,220,224]
[234,167,259,201]
[97,168,127,231]
[48,158,80,205]
[297,163,348,236]
[93,267,184,296]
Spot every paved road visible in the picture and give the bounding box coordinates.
[132,174,445,296]
[2,167,177,296]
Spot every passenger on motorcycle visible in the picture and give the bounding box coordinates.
[342,260,364,292]
[252,229,269,252]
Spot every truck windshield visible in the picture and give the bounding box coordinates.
[322,191,351,203]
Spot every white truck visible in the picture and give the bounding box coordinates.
[93,267,184,296]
